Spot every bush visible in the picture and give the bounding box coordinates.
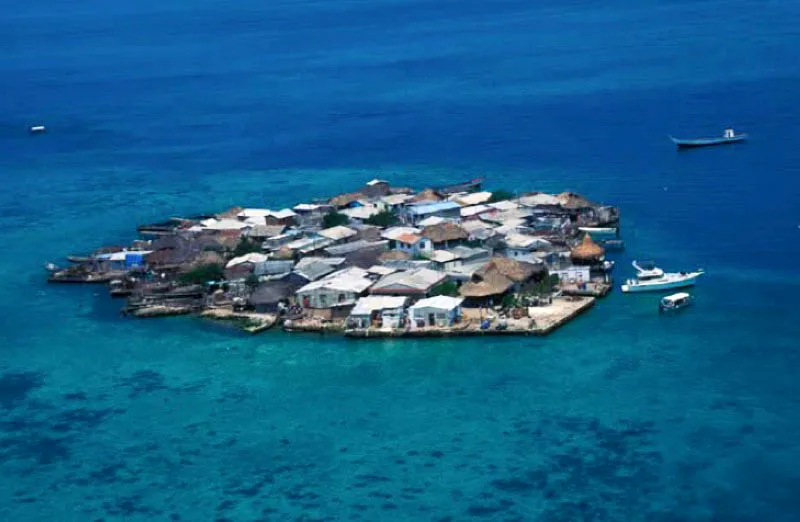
[233,237,262,257]
[489,190,515,203]
[430,280,460,297]
[363,209,398,228]
[323,210,349,228]
[501,293,518,309]
[180,263,224,284]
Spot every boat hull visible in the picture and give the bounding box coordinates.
[621,274,701,293]
[671,135,747,149]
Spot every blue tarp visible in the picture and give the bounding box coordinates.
[124,253,145,268]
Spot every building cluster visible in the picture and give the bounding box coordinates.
[48,178,620,334]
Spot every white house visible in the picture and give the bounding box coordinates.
[391,233,433,257]
[317,225,357,244]
[347,296,409,329]
[504,233,552,259]
[428,250,462,272]
[409,296,464,328]
[295,267,374,308]
[548,265,590,284]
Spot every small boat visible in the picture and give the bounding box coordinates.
[670,128,747,149]
[29,125,46,134]
[621,260,703,293]
[599,239,625,251]
[659,292,693,312]
[578,226,618,238]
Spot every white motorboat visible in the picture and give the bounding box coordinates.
[621,260,703,293]
[659,292,693,312]
[578,226,618,238]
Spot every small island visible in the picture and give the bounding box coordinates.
[48,178,621,337]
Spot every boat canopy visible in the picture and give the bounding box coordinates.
[662,292,691,303]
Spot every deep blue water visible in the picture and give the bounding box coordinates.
[2,0,800,520]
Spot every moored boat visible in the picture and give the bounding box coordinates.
[659,292,693,312]
[578,226,618,238]
[621,260,703,293]
[670,128,747,149]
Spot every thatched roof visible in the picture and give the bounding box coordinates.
[556,192,593,210]
[459,271,514,298]
[191,251,225,268]
[409,188,441,203]
[273,246,295,260]
[329,191,365,208]
[378,250,411,262]
[477,257,543,283]
[570,234,605,261]
[422,222,468,244]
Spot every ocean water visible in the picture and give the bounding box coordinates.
[2,0,800,520]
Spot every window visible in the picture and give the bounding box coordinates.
[320,294,327,306]
[338,293,346,303]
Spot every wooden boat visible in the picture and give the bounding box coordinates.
[670,128,747,149]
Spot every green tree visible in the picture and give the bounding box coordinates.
[323,210,349,228]
[180,263,224,284]
[233,237,262,256]
[429,280,460,297]
[363,209,398,228]
[488,190,514,203]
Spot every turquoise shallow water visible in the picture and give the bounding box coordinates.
[2,0,800,520]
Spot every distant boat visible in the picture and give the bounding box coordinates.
[29,125,46,134]
[670,128,747,149]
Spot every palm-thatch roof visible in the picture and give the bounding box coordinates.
[570,234,605,262]
[191,250,226,268]
[459,271,514,298]
[378,250,411,262]
[477,257,543,282]
[273,246,295,260]
[421,222,468,244]
[409,188,441,203]
[556,192,593,210]
[329,191,365,208]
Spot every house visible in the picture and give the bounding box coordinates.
[263,230,303,251]
[363,179,391,199]
[461,220,497,243]
[295,267,374,308]
[237,208,272,223]
[409,296,464,328]
[264,209,297,227]
[451,191,492,207]
[391,233,433,257]
[188,218,251,233]
[347,296,408,329]
[381,226,421,241]
[329,191,365,209]
[549,264,590,283]
[350,223,383,242]
[245,224,286,242]
[224,252,270,279]
[459,204,491,221]
[342,204,383,222]
[518,193,562,214]
[487,200,521,212]
[294,256,345,282]
[380,193,413,210]
[450,245,491,265]
[317,225,357,244]
[428,250,462,272]
[421,222,469,250]
[504,233,552,260]
[406,201,461,226]
[285,236,335,256]
[369,267,446,297]
[416,216,450,228]
[458,257,546,306]
[324,240,388,258]
[248,274,306,313]
[292,203,332,227]
[408,188,442,204]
